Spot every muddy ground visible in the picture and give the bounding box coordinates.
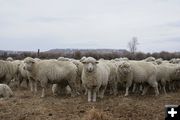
[0,84,180,120]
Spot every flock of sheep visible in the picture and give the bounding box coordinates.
[0,56,180,102]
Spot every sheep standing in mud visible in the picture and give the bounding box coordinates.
[81,57,110,102]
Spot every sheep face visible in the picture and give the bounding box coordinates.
[24,57,35,72]
[82,57,98,73]
[118,62,131,76]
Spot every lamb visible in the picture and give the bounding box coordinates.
[117,61,159,96]
[24,57,80,98]
[81,57,110,102]
[0,84,13,99]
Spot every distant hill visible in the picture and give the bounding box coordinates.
[46,48,128,54]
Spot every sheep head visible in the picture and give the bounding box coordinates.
[24,57,35,72]
[118,62,132,76]
[175,66,180,78]
[82,57,99,73]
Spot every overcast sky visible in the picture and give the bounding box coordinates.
[0,0,180,53]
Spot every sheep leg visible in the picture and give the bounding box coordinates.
[40,79,47,98]
[18,76,23,88]
[141,85,149,95]
[88,89,91,102]
[113,80,118,96]
[34,81,38,93]
[29,80,34,92]
[125,80,132,97]
[26,79,29,88]
[139,84,143,92]
[172,81,176,91]
[92,89,97,102]
[148,78,159,96]
[168,82,171,91]
[132,83,136,93]
[68,78,78,97]
[41,88,45,98]
[161,80,167,94]
[98,85,106,99]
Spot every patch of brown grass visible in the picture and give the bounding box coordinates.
[82,107,110,120]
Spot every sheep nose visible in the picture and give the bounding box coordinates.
[88,67,93,72]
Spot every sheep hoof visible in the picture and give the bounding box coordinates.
[124,94,128,97]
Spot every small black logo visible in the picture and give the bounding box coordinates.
[165,105,180,120]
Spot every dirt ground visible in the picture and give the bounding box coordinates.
[0,85,180,120]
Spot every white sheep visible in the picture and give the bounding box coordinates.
[17,61,30,88]
[155,58,163,65]
[57,57,70,61]
[156,63,180,94]
[99,59,118,95]
[81,57,110,102]
[0,84,13,99]
[169,58,180,64]
[143,57,156,62]
[6,57,14,62]
[117,61,159,96]
[0,60,19,84]
[24,57,80,98]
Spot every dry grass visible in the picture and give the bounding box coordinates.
[82,107,110,120]
[0,82,180,120]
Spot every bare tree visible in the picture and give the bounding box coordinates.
[128,37,139,54]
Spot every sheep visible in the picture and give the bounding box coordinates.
[53,59,84,94]
[114,57,129,62]
[80,56,86,62]
[143,57,156,62]
[17,61,30,88]
[169,58,180,64]
[156,63,180,94]
[81,57,110,102]
[0,84,13,99]
[6,57,13,62]
[34,58,41,62]
[0,60,19,84]
[24,57,80,98]
[155,58,163,65]
[99,59,118,95]
[57,57,70,61]
[117,61,159,96]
